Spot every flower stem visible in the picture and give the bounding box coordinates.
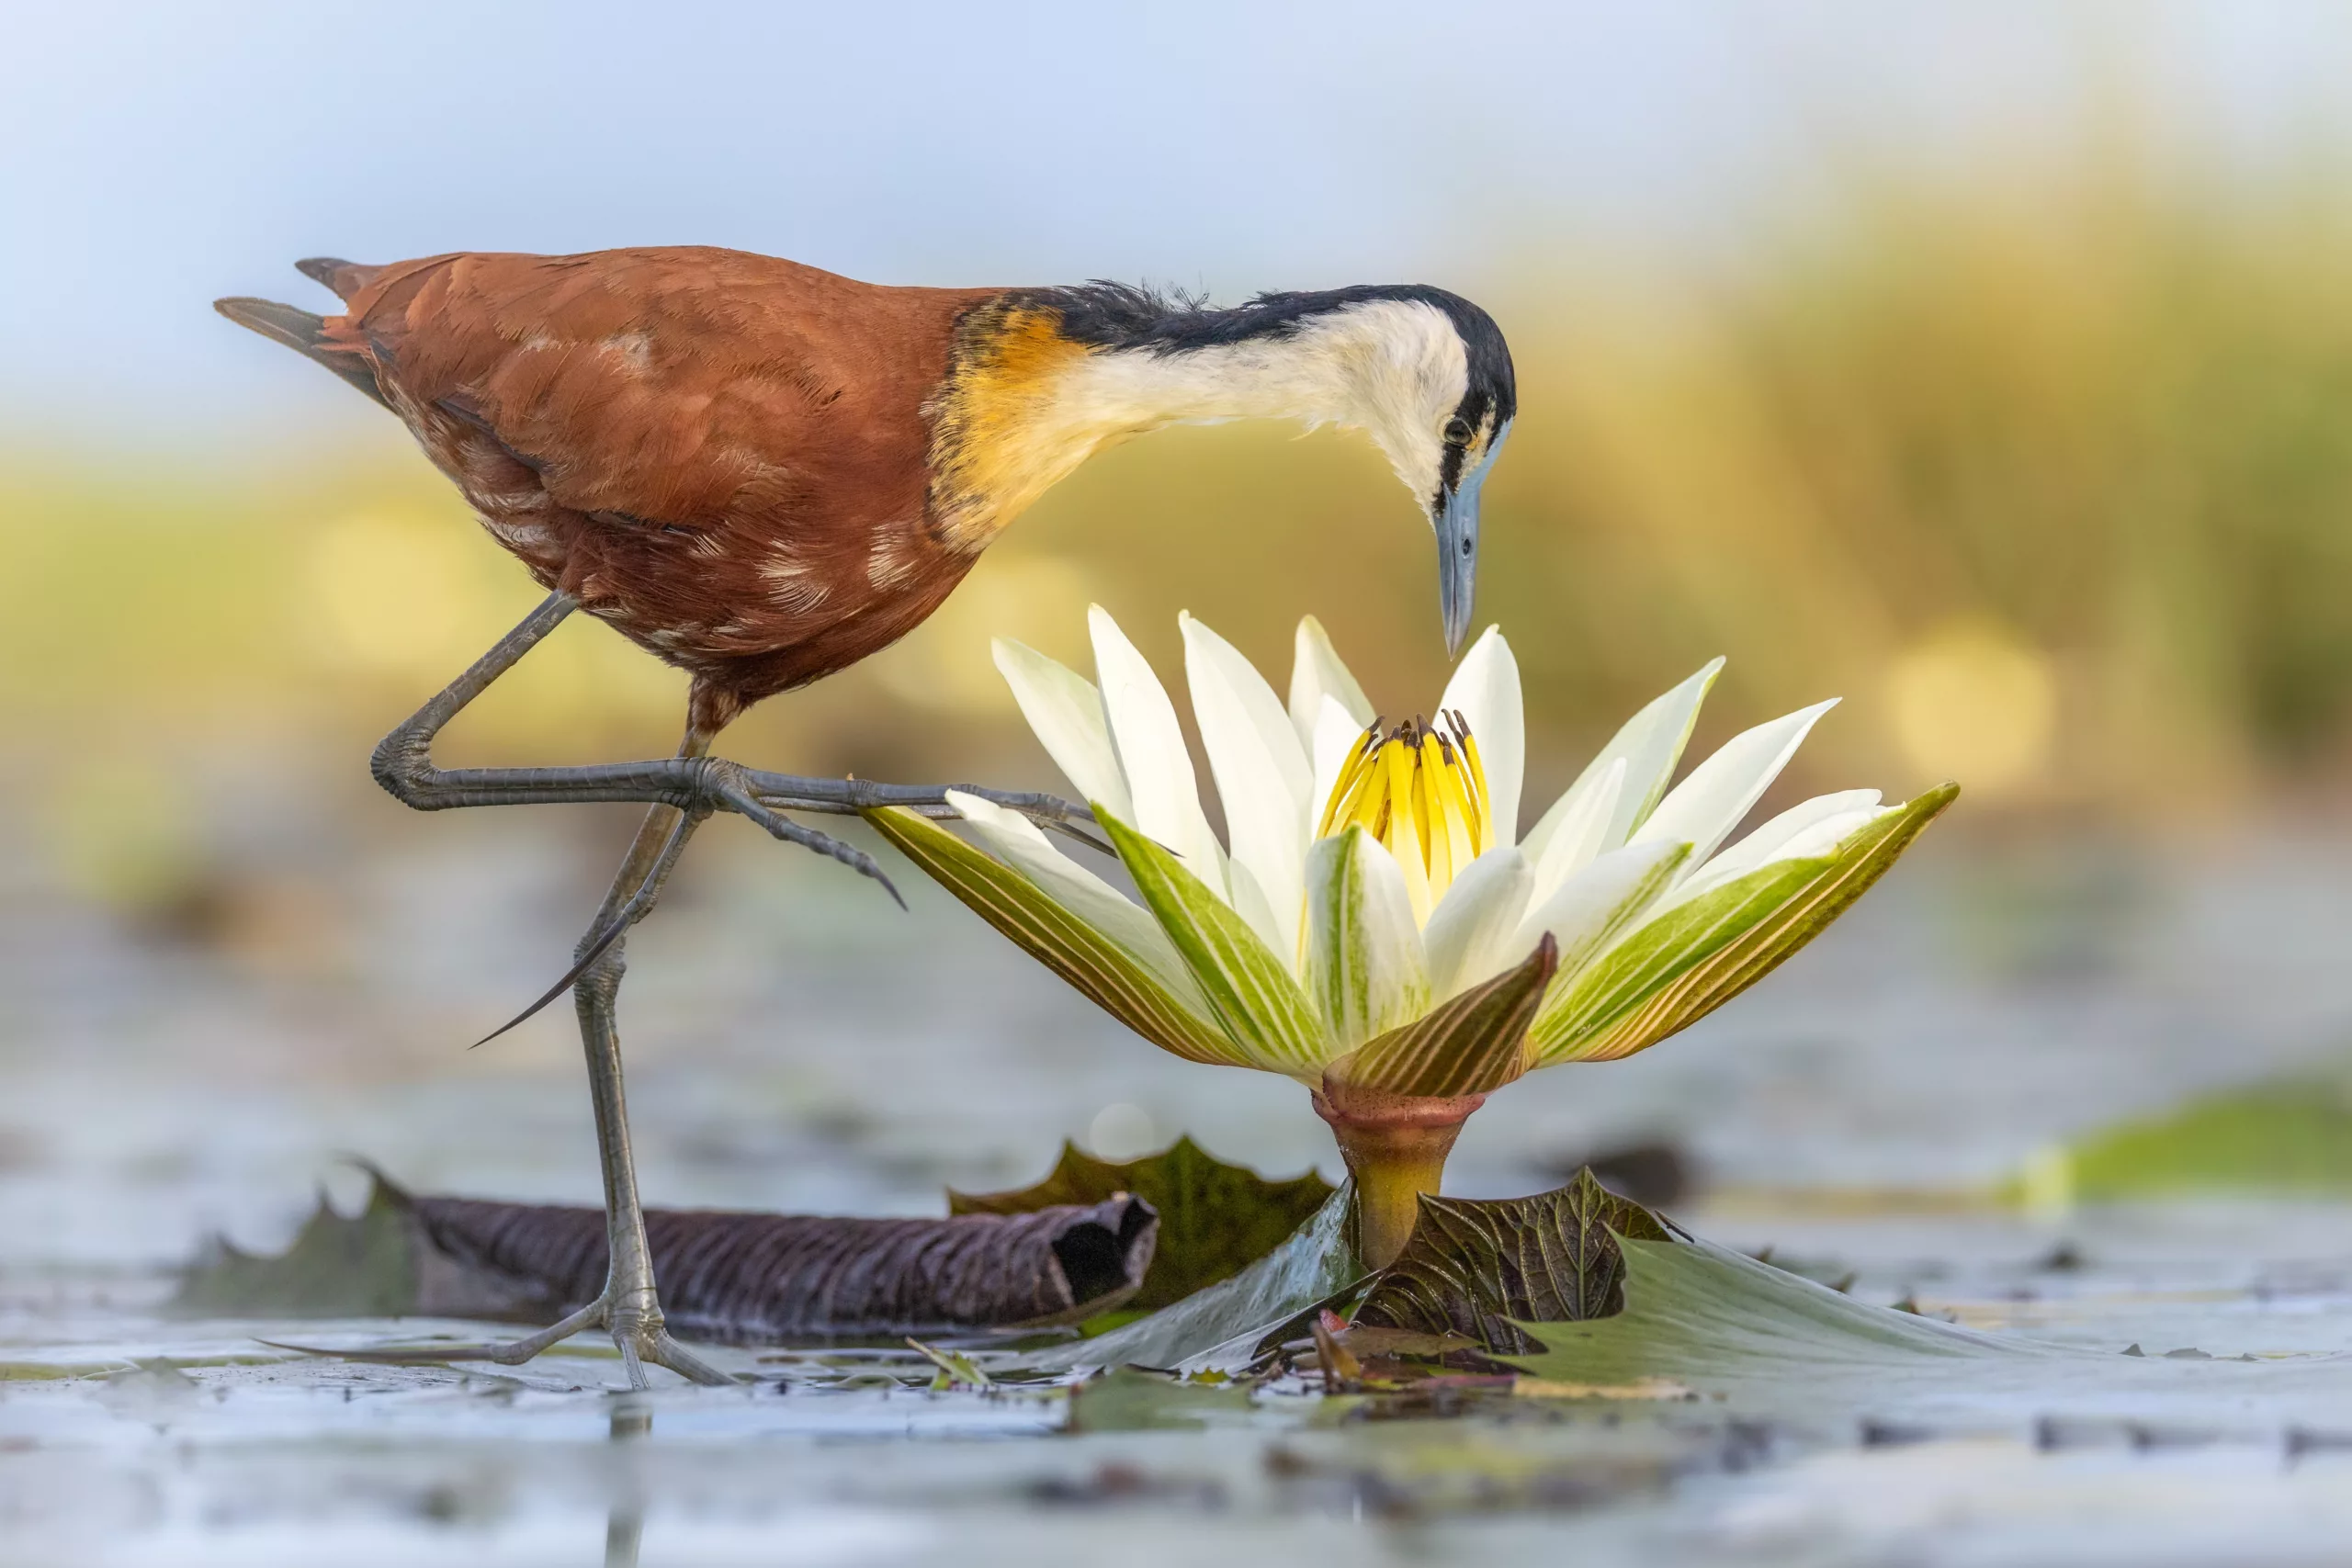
[1311,1083,1487,1269]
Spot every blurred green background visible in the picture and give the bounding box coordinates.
[19,130,2352,925]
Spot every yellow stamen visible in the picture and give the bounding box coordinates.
[1314,714,1495,928]
[1382,734,1431,923]
[1453,717,1491,830]
[1434,744,1478,874]
[1417,730,1451,889]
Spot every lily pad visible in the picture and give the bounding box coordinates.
[1027,1166,1686,1376]
[952,1136,1334,1310]
[1016,1187,1363,1375]
[175,1179,421,1317]
[2043,1077,2352,1199]
[1064,1367,1259,1431]
[1509,1235,2352,1432]
[1349,1168,1683,1356]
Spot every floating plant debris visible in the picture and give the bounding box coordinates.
[952,1135,1334,1310]
[178,1170,1159,1340]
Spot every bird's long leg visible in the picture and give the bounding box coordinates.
[272,593,1099,1384]
[568,753,732,1387]
[368,592,1103,852]
[280,739,731,1386]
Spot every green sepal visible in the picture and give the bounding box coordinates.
[1329,932,1559,1098]
[1099,807,1331,1077]
[865,806,1248,1069]
[1532,784,1958,1065]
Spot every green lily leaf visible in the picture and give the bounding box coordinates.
[1532,784,1957,1065]
[1065,1367,1260,1431]
[2033,1076,2352,1200]
[1506,1238,2078,1424]
[949,1136,1335,1311]
[1328,933,1558,1098]
[1498,1236,2352,1431]
[1343,1168,1680,1357]
[1015,1186,1363,1376]
[865,806,1247,1069]
[1100,807,1330,1077]
[175,1178,422,1317]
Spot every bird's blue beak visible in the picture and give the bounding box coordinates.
[1436,420,1510,658]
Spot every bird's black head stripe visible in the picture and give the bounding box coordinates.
[1010,280,1517,431]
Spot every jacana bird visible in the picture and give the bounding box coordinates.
[216,247,1517,1385]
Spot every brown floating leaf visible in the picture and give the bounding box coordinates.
[1329,1323,1481,1360]
[178,1172,1159,1341]
[951,1136,1334,1312]
[1309,1314,1362,1391]
[1349,1168,1683,1357]
[415,1190,1156,1339]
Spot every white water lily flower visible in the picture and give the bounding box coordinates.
[867,610,1955,1264]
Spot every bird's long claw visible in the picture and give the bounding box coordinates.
[718,786,904,908]
[254,1295,736,1387]
[944,786,1103,846]
[472,915,630,1050]
[1035,818,1114,856]
[472,811,697,1048]
[256,1335,537,1367]
[475,774,915,1052]
[819,783,1112,856]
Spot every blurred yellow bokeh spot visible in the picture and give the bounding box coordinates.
[307,511,503,680]
[301,509,684,744]
[1884,619,2057,796]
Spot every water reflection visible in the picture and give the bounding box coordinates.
[605,1396,651,1568]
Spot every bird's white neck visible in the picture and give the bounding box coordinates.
[933,298,1464,548]
[1069,297,1464,462]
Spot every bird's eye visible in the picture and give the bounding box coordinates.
[1442,417,1474,446]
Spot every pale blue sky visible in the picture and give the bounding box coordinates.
[6,0,2346,439]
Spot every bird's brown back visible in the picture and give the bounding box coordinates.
[320,247,1005,727]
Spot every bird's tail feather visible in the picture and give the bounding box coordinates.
[294,255,384,300]
[213,296,390,409]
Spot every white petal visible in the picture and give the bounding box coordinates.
[1309,696,1371,835]
[1088,605,1228,897]
[1288,614,1374,748]
[1437,625,1524,850]
[1633,699,1838,876]
[1510,839,1688,978]
[992,638,1133,822]
[946,790,1207,1009]
[1304,826,1431,1049]
[1420,847,1534,998]
[1182,613,1313,957]
[1525,659,1725,863]
[1525,757,1625,908]
[1672,790,1891,906]
[1182,615,1313,804]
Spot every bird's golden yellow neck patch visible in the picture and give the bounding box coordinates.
[927,302,1104,550]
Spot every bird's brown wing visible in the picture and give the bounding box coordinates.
[302,248,1013,712]
[328,247,992,549]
